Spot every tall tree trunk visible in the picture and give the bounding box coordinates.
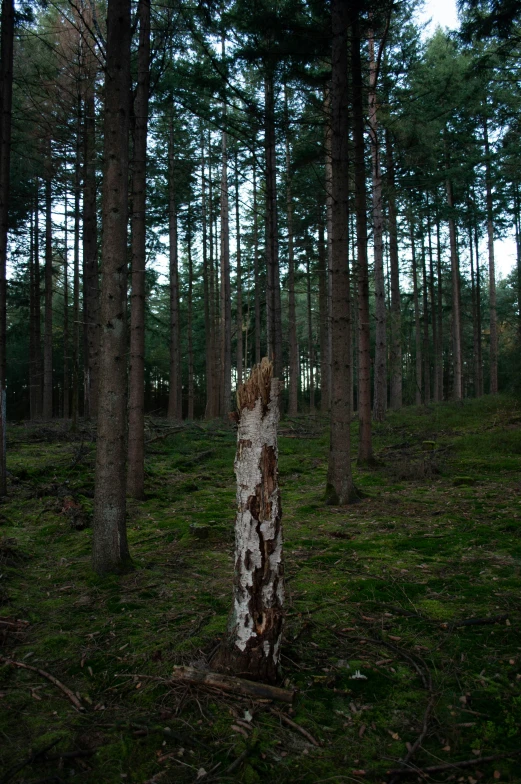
[214,359,284,683]
[386,130,402,410]
[324,89,333,410]
[427,205,439,402]
[473,220,484,396]
[326,0,357,505]
[306,247,315,412]
[469,223,481,397]
[514,182,521,350]
[0,0,13,494]
[202,130,213,418]
[235,151,243,387]
[368,27,386,423]
[43,166,53,420]
[220,127,231,417]
[483,118,498,394]
[436,214,444,400]
[71,100,81,429]
[421,229,431,404]
[92,0,132,575]
[351,8,373,465]
[253,165,261,365]
[187,210,194,419]
[167,118,182,420]
[29,198,41,420]
[410,220,422,405]
[264,72,282,379]
[284,90,298,416]
[446,178,462,400]
[127,0,150,499]
[83,77,99,419]
[318,213,329,413]
[62,194,69,419]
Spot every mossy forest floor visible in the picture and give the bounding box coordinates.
[1,395,521,784]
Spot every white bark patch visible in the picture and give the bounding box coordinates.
[230,377,284,661]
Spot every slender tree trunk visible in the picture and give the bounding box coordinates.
[167,119,182,420]
[368,27,386,423]
[71,100,81,429]
[436,214,444,400]
[483,118,498,394]
[446,178,462,400]
[202,131,213,418]
[235,151,243,387]
[473,221,484,396]
[326,0,357,505]
[284,90,298,416]
[410,220,422,405]
[325,89,333,410]
[421,229,431,404]
[83,78,99,419]
[29,201,40,420]
[427,205,439,402]
[514,183,521,349]
[34,183,43,416]
[62,194,70,420]
[306,247,315,413]
[318,213,329,413]
[351,9,373,465]
[0,0,13,494]
[43,167,53,420]
[187,211,194,419]
[469,224,480,397]
[214,359,284,683]
[127,0,150,499]
[253,165,261,365]
[205,143,218,418]
[265,72,282,379]
[386,130,402,410]
[92,0,132,575]
[220,127,231,417]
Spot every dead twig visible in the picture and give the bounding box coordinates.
[270,708,321,747]
[0,739,61,784]
[0,656,84,711]
[170,666,294,703]
[385,748,521,778]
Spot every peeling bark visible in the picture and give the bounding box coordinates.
[215,358,284,683]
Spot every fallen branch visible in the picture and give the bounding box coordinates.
[0,739,61,784]
[388,694,436,784]
[0,656,84,711]
[271,708,321,747]
[443,614,509,629]
[386,748,521,778]
[170,666,294,704]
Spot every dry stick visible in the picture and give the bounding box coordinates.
[386,748,521,778]
[0,739,61,784]
[170,666,294,704]
[270,708,321,747]
[387,694,436,784]
[0,656,84,711]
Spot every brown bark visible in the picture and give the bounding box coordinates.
[420,230,431,405]
[325,90,333,409]
[234,152,243,387]
[214,359,284,683]
[62,195,69,420]
[473,220,484,396]
[29,195,41,420]
[82,77,99,420]
[265,73,282,379]
[326,0,357,505]
[351,9,373,465]
[446,179,462,400]
[285,89,298,416]
[202,131,213,418]
[483,118,498,394]
[514,183,521,350]
[127,0,150,499]
[253,165,261,365]
[318,213,329,413]
[167,118,182,420]
[306,247,315,413]
[0,0,13,494]
[426,204,439,402]
[220,128,231,417]
[368,27,386,423]
[436,215,444,400]
[43,168,53,420]
[410,220,422,405]
[187,210,194,420]
[71,101,81,429]
[469,224,480,397]
[386,130,402,410]
[92,0,132,575]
